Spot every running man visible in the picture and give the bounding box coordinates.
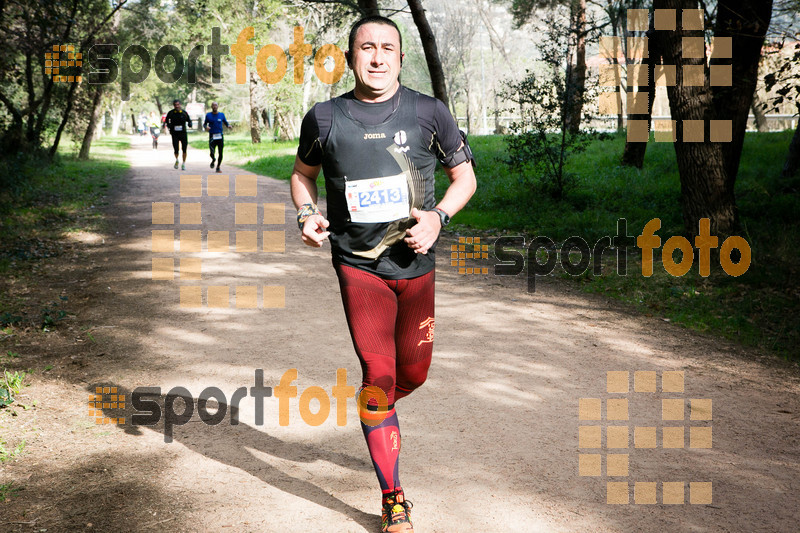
[203,102,231,173]
[164,99,192,170]
[290,16,476,533]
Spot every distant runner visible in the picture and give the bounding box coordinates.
[203,102,232,173]
[164,99,192,170]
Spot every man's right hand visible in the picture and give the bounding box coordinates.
[301,214,330,247]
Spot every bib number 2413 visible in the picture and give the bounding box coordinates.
[345,173,410,223]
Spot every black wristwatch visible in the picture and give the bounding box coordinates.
[432,207,450,227]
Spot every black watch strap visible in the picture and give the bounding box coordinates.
[432,207,450,227]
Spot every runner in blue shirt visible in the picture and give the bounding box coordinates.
[203,102,232,173]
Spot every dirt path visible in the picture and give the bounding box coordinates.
[2,134,799,532]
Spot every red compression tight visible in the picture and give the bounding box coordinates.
[334,263,435,493]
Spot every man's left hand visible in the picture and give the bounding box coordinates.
[404,207,441,254]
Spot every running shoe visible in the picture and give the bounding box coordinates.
[381,490,413,533]
[210,159,215,168]
[181,163,186,171]
[174,160,179,169]
[216,167,221,173]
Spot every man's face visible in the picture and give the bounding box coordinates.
[174,101,181,111]
[212,103,218,113]
[349,23,403,102]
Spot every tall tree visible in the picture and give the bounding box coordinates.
[0,0,128,156]
[761,2,800,183]
[621,8,661,168]
[78,85,105,159]
[78,3,130,159]
[565,0,587,132]
[405,0,449,106]
[509,0,589,132]
[652,0,773,237]
[303,0,450,105]
[711,0,775,188]
[175,0,281,143]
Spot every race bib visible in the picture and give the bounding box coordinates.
[212,133,222,140]
[345,173,409,223]
[174,125,183,131]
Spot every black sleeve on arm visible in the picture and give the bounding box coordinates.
[297,105,324,167]
[420,98,466,167]
[187,112,192,128]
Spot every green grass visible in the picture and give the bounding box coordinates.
[207,131,798,360]
[190,133,297,176]
[437,133,687,238]
[456,131,798,360]
[189,133,318,192]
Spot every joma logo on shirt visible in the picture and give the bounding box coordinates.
[363,133,386,140]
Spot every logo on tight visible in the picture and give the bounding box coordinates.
[390,430,400,451]
[417,317,435,346]
[364,132,386,140]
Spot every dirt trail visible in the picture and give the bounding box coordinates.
[1,134,799,532]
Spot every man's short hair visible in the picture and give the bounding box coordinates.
[173,99,181,104]
[347,15,402,63]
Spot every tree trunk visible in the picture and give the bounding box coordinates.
[49,81,80,158]
[622,13,659,167]
[653,0,735,238]
[610,11,624,132]
[357,0,379,16]
[407,0,448,107]
[751,94,768,132]
[566,0,587,133]
[781,115,800,180]
[249,71,261,144]
[711,0,773,189]
[79,85,104,159]
[275,110,294,141]
[155,95,163,116]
